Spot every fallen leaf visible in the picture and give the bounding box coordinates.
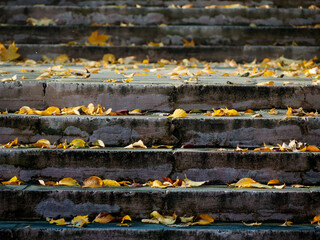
[242,221,262,226]
[150,211,177,225]
[54,54,69,64]
[269,108,278,115]
[128,109,142,115]
[88,31,110,46]
[148,42,164,47]
[38,179,56,186]
[33,139,51,148]
[0,138,18,148]
[151,145,174,149]
[311,215,320,224]
[169,109,188,118]
[180,216,194,223]
[190,214,214,225]
[306,145,320,152]
[141,219,160,224]
[91,139,105,148]
[68,139,86,148]
[244,109,256,115]
[235,178,272,189]
[83,176,103,188]
[2,176,23,185]
[103,179,121,187]
[117,215,132,227]
[1,74,17,82]
[279,220,293,227]
[71,215,89,228]
[58,177,80,186]
[149,180,167,188]
[27,17,57,26]
[102,53,116,64]
[48,218,66,226]
[251,113,262,118]
[124,140,147,149]
[267,179,282,185]
[184,175,207,187]
[0,42,20,61]
[93,213,115,223]
[257,81,274,86]
[183,39,195,47]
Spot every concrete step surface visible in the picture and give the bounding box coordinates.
[0,148,319,185]
[3,0,320,8]
[0,221,319,240]
[0,185,319,222]
[1,112,320,147]
[1,25,319,46]
[1,6,319,26]
[9,44,320,62]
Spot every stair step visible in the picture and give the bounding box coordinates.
[5,43,320,62]
[0,221,319,240]
[3,0,320,8]
[0,148,318,185]
[1,25,319,46]
[1,112,320,147]
[1,6,319,26]
[0,185,319,222]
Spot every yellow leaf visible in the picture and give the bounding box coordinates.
[128,109,142,115]
[124,140,147,149]
[150,180,167,188]
[280,220,293,227]
[2,176,23,185]
[71,215,89,228]
[242,221,262,226]
[306,145,320,152]
[286,107,293,115]
[88,31,110,46]
[148,42,164,47]
[49,218,66,226]
[34,139,51,148]
[0,138,18,148]
[244,109,256,115]
[1,42,20,61]
[182,4,193,8]
[102,53,116,64]
[58,177,80,186]
[57,140,68,149]
[93,213,114,223]
[184,176,207,187]
[311,215,320,224]
[235,178,272,189]
[141,219,160,224]
[169,109,188,118]
[103,179,121,187]
[226,109,240,116]
[267,179,282,185]
[180,216,194,223]
[121,215,132,223]
[150,211,177,225]
[183,39,195,47]
[68,139,86,148]
[190,214,214,225]
[257,81,274,86]
[269,108,278,115]
[151,145,174,149]
[82,176,103,188]
[54,54,69,64]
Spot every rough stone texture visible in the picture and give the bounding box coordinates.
[1,26,319,46]
[0,222,319,240]
[0,185,319,222]
[1,81,320,112]
[13,44,320,62]
[0,148,319,184]
[1,6,319,26]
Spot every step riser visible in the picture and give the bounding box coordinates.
[0,186,319,222]
[0,149,319,185]
[1,26,319,46]
[2,83,320,112]
[1,115,320,147]
[0,225,319,240]
[11,44,320,62]
[4,0,320,8]
[1,7,319,26]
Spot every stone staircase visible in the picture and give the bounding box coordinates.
[0,0,320,239]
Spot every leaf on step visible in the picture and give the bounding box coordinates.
[93,212,115,223]
[91,139,105,148]
[54,54,69,64]
[0,42,20,61]
[151,145,174,149]
[88,31,110,46]
[180,216,194,223]
[102,53,116,64]
[39,179,56,186]
[234,145,248,152]
[48,218,66,226]
[148,42,164,47]
[190,214,214,225]
[279,220,293,227]
[124,140,147,149]
[168,109,188,118]
[306,145,320,152]
[235,178,272,189]
[141,219,160,224]
[150,211,177,225]
[0,138,18,148]
[269,108,278,115]
[182,4,193,8]
[242,221,262,226]
[58,177,80,186]
[102,179,121,187]
[128,109,142,115]
[57,140,68,149]
[257,81,274,86]
[2,176,23,185]
[149,180,167,188]
[267,179,282,185]
[183,39,195,47]
[34,106,61,116]
[27,17,57,26]
[1,74,17,82]
[68,139,86,148]
[117,215,132,227]
[244,109,256,115]
[183,175,207,187]
[71,215,89,228]
[311,215,320,224]
[33,139,51,148]
[82,176,103,188]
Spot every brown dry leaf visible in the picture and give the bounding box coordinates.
[311,215,320,224]
[58,177,80,186]
[48,218,66,225]
[169,109,188,118]
[190,214,214,225]
[234,145,248,152]
[0,138,18,148]
[150,211,177,225]
[306,145,320,152]
[93,213,115,223]
[257,81,274,86]
[83,176,103,188]
[88,31,110,46]
[34,139,51,148]
[2,176,23,185]
[0,42,20,61]
[183,39,195,47]
[71,215,89,228]
[68,139,86,148]
[242,221,262,226]
[124,140,147,149]
[279,220,293,227]
[291,184,309,188]
[103,179,121,187]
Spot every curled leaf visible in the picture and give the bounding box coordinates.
[58,177,80,186]
[184,175,207,187]
[169,109,188,118]
[103,179,121,187]
[83,176,103,188]
[124,140,147,149]
[34,139,51,148]
[2,176,23,185]
[269,108,278,115]
[0,138,18,148]
[93,212,114,223]
[91,139,105,148]
[267,179,282,185]
[71,215,89,228]
[242,221,262,226]
[190,214,214,225]
[311,215,320,224]
[48,218,66,226]
[180,216,194,223]
[280,220,293,227]
[69,139,86,148]
[150,211,177,225]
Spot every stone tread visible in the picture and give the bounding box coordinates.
[1,25,320,46]
[0,185,319,222]
[0,221,319,240]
